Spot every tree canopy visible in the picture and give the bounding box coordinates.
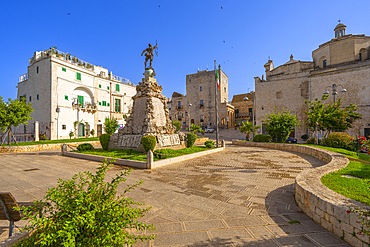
[104,117,118,136]
[264,110,299,143]
[305,96,362,138]
[0,97,33,144]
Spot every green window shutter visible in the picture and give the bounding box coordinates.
[107,86,110,90]
[107,103,110,107]
[115,84,120,92]
[64,95,68,100]
[62,67,66,72]
[115,99,121,112]
[102,101,106,106]
[98,102,102,106]
[77,95,84,107]
[99,84,102,88]
[76,72,81,81]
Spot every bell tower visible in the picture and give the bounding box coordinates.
[334,20,346,38]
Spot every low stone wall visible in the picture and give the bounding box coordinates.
[232,140,370,246]
[62,146,225,170]
[0,141,101,153]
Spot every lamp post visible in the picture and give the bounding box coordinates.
[323,84,347,103]
[244,93,255,140]
[56,106,60,140]
[72,98,81,137]
[188,103,192,131]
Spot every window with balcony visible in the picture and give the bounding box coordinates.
[78,95,84,107]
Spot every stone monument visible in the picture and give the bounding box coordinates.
[109,43,181,150]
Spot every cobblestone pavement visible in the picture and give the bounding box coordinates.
[0,145,351,246]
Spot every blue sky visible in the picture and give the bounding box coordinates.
[1,0,370,100]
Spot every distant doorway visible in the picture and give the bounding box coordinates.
[78,123,85,137]
[364,128,370,139]
[97,124,102,137]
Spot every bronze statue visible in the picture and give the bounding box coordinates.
[141,42,158,69]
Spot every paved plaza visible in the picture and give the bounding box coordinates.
[0,145,350,246]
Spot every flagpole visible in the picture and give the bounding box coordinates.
[214,60,219,147]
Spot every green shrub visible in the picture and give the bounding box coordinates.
[172,120,181,133]
[104,117,118,136]
[141,135,157,152]
[77,143,94,151]
[190,124,204,135]
[186,132,197,147]
[153,151,166,159]
[322,132,354,150]
[39,133,47,140]
[253,134,272,142]
[69,131,74,139]
[15,161,154,246]
[204,140,215,148]
[99,134,110,150]
[306,137,316,144]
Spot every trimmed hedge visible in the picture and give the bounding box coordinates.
[99,134,110,150]
[141,135,157,152]
[253,134,272,143]
[322,132,355,151]
[204,140,215,148]
[186,133,197,148]
[77,143,94,151]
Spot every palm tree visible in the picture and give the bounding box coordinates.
[240,121,260,141]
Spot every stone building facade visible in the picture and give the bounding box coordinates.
[169,69,235,129]
[17,48,136,140]
[255,23,370,139]
[231,92,254,126]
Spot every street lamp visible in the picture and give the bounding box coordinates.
[56,106,60,140]
[323,84,347,103]
[188,103,192,131]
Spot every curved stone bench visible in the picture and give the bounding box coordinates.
[232,140,370,246]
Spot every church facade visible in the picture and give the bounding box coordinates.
[255,23,370,140]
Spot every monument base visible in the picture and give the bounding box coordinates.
[109,133,181,151]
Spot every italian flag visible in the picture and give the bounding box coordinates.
[215,69,220,90]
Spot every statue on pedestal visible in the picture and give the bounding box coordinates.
[141,42,158,69]
[109,41,181,150]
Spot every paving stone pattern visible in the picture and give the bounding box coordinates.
[0,145,351,246]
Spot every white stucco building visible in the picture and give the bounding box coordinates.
[17,47,136,140]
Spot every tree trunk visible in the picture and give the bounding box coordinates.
[7,127,10,145]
